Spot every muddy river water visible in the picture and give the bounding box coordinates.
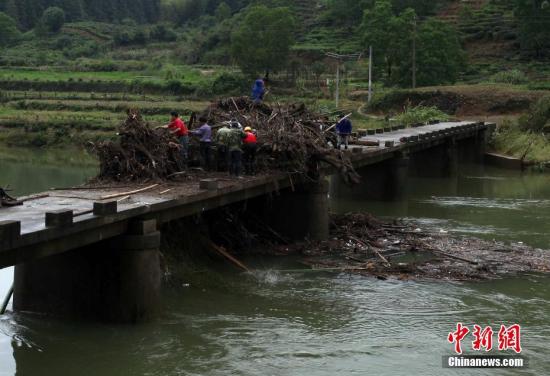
[0,147,549,375]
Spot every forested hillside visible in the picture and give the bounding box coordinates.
[0,0,548,159]
[0,0,161,28]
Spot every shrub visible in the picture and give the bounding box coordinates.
[54,35,73,50]
[133,30,148,45]
[211,72,249,95]
[395,105,450,126]
[490,70,528,85]
[518,96,550,133]
[0,12,21,46]
[63,41,100,59]
[164,79,184,94]
[114,31,132,46]
[150,24,177,42]
[41,7,65,33]
[528,82,550,91]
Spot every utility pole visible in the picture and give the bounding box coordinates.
[412,15,417,89]
[325,52,362,109]
[335,60,340,108]
[368,45,373,103]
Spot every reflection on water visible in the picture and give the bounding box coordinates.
[0,146,97,196]
[6,271,550,376]
[333,164,550,248]
[0,154,549,375]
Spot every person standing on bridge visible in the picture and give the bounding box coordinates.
[227,121,247,177]
[215,123,231,172]
[160,111,189,163]
[336,116,353,150]
[191,117,212,170]
[243,127,258,175]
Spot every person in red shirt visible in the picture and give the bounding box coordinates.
[243,126,257,175]
[161,111,189,163]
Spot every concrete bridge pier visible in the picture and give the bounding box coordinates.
[13,219,161,323]
[388,153,411,200]
[331,153,410,202]
[458,128,488,164]
[252,179,330,241]
[410,140,459,177]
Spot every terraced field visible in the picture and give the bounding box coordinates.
[0,70,214,147]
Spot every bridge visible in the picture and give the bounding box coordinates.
[0,121,492,322]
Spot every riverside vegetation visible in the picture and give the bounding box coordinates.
[0,0,548,162]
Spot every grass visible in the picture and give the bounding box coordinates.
[7,99,210,116]
[492,125,550,164]
[2,90,183,102]
[395,106,450,126]
[0,65,212,85]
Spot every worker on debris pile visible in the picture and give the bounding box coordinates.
[215,123,231,172]
[227,120,247,177]
[243,127,258,175]
[191,117,212,170]
[336,116,353,150]
[251,78,266,104]
[160,111,189,162]
[229,118,243,130]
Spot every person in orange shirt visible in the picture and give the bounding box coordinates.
[243,126,257,175]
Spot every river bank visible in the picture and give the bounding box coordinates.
[362,87,550,168]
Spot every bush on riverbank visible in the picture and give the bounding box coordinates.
[518,96,550,133]
[490,69,528,85]
[492,119,550,164]
[395,105,450,126]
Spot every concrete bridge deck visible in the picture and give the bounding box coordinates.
[0,121,491,269]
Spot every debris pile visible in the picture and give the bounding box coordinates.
[214,210,550,281]
[91,98,359,183]
[203,97,360,184]
[91,109,185,181]
[282,213,550,280]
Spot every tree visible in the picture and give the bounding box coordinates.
[231,5,295,76]
[407,18,464,86]
[0,0,161,29]
[215,1,231,21]
[41,6,65,32]
[514,0,550,58]
[326,0,372,25]
[361,0,412,82]
[362,0,464,87]
[0,11,20,46]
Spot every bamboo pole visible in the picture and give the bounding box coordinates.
[100,184,159,200]
[323,113,353,133]
[207,241,250,272]
[1,284,14,315]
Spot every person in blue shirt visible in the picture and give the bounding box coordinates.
[251,79,266,103]
[336,117,353,150]
[191,117,212,170]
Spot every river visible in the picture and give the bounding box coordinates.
[0,147,549,375]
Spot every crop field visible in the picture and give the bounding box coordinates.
[0,66,223,147]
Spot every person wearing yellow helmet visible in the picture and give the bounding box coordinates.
[243,127,258,175]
